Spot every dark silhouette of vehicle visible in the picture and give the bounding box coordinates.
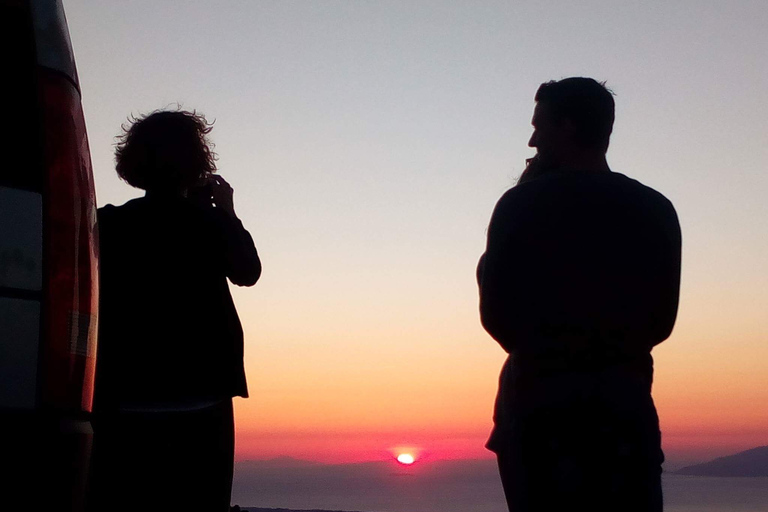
[1,1,98,510]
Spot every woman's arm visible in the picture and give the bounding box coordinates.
[207,175,262,286]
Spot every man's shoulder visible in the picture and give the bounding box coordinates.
[491,185,535,218]
[602,172,678,215]
[535,170,674,206]
[491,171,580,213]
[603,170,663,193]
[492,170,678,222]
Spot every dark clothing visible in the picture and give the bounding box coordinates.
[89,400,235,512]
[94,194,260,410]
[90,194,260,511]
[479,170,680,510]
[496,399,663,512]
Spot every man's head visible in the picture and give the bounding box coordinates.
[528,77,615,170]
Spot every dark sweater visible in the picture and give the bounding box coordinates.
[479,170,681,450]
[94,194,261,411]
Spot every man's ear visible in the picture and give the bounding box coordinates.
[560,117,577,139]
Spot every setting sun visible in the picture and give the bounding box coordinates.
[396,453,415,465]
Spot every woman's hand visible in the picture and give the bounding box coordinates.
[209,175,236,217]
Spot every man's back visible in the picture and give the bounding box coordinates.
[480,169,681,511]
[483,76,680,512]
[480,169,681,363]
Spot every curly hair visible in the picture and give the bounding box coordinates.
[114,109,217,191]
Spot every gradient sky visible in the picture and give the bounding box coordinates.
[65,0,768,464]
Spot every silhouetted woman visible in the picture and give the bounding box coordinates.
[89,110,261,512]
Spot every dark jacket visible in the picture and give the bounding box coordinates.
[94,194,260,411]
[481,169,681,360]
[479,170,681,451]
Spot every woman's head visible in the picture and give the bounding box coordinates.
[114,109,217,192]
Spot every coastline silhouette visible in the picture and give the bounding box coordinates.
[478,78,682,511]
[88,109,261,512]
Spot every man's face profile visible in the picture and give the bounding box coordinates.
[527,101,570,169]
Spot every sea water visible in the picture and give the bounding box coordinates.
[663,475,768,512]
[233,461,768,512]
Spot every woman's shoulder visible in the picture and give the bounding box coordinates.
[97,197,146,222]
[98,197,147,212]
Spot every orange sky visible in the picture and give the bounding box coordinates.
[230,277,768,465]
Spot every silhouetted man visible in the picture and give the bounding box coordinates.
[478,78,681,511]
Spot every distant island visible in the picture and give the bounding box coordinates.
[675,446,768,477]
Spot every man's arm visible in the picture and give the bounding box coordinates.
[479,188,539,353]
[646,197,682,345]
